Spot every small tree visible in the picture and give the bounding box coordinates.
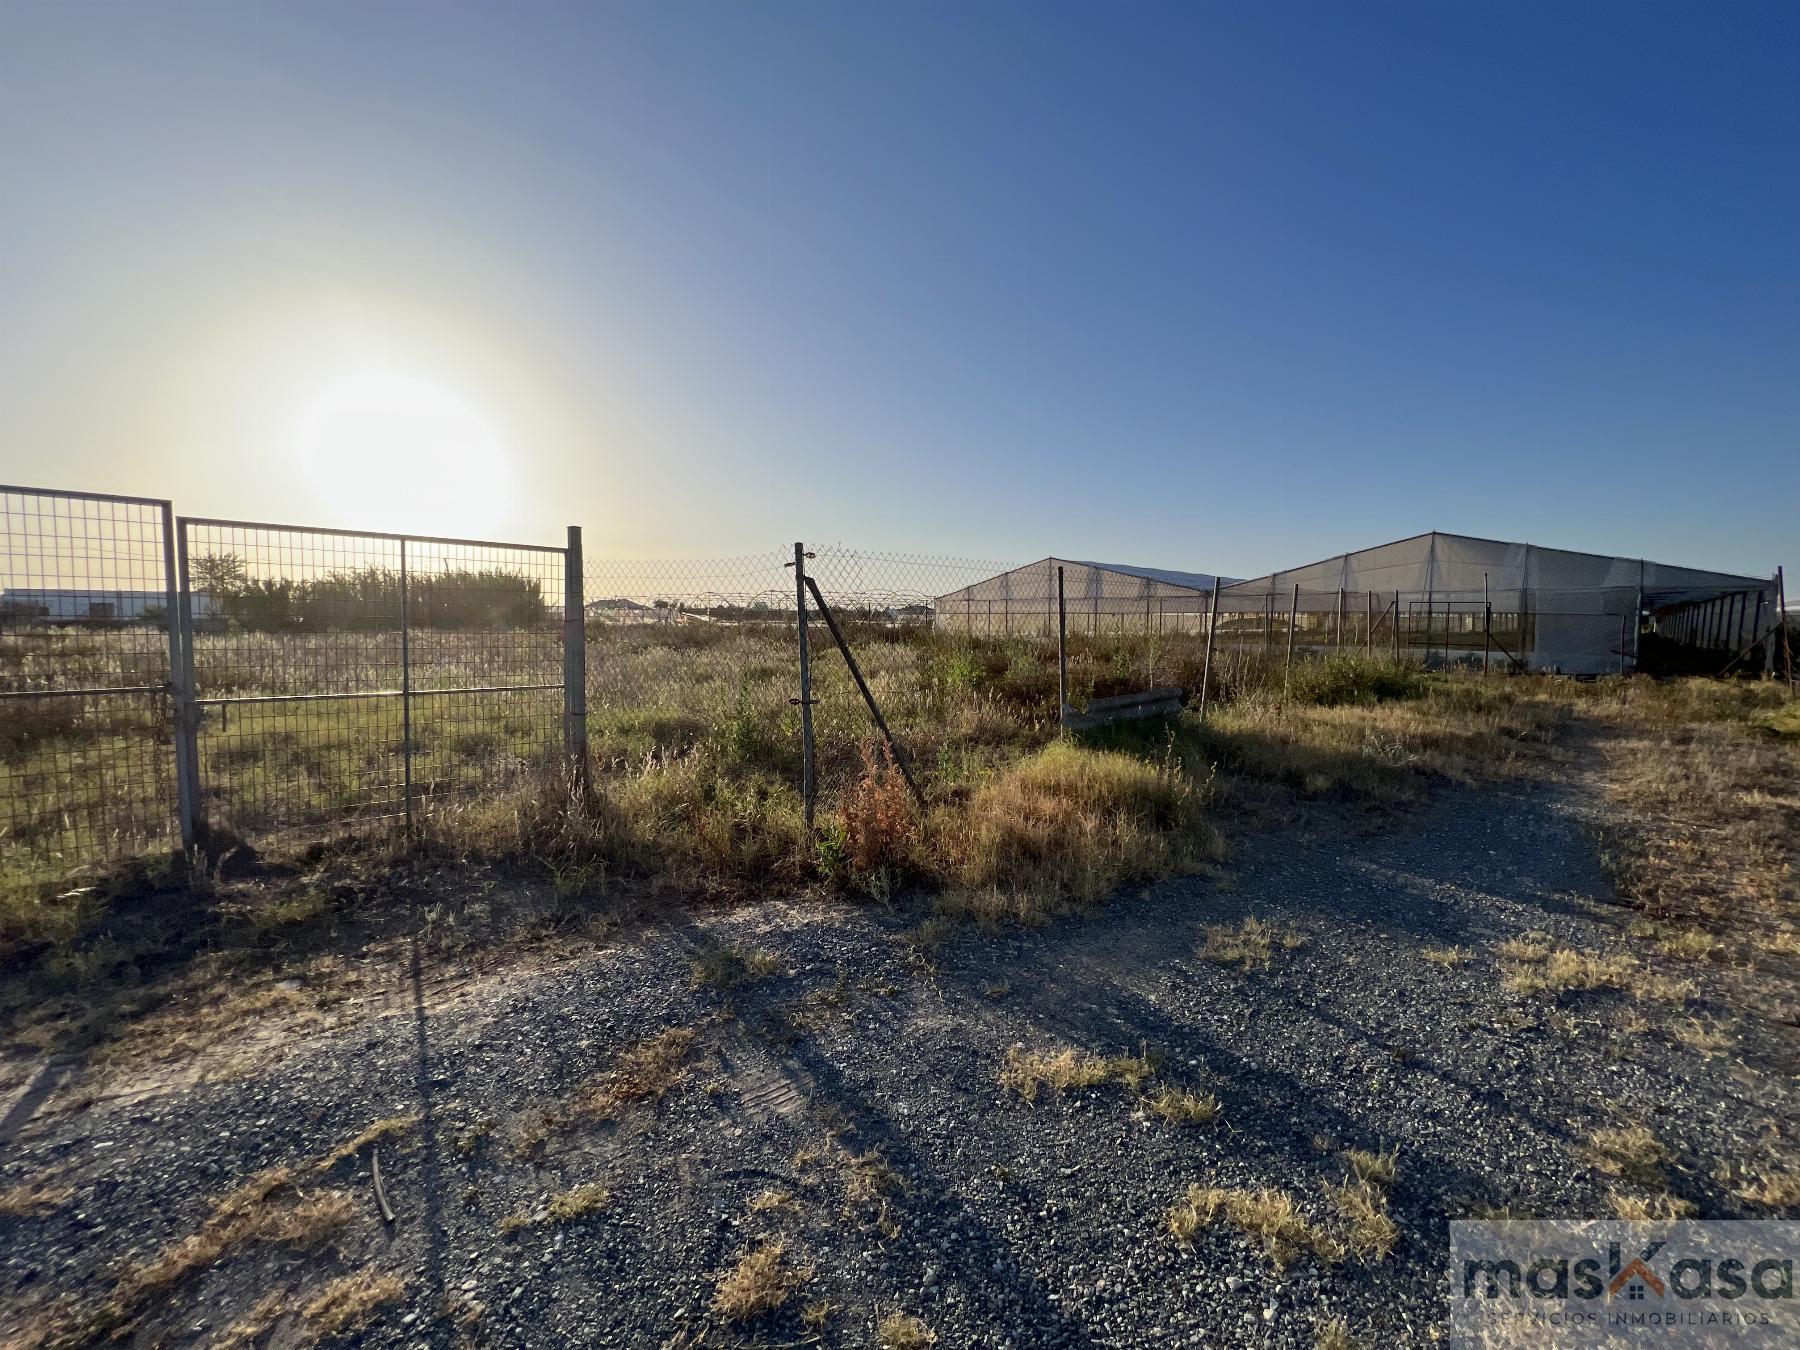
[192,552,249,597]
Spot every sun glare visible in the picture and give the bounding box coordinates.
[295,372,513,537]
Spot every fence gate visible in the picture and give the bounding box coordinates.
[1,486,184,887]
[176,517,572,844]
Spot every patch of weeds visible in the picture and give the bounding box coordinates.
[690,944,783,992]
[1498,934,1553,963]
[0,1177,75,1216]
[748,1186,799,1215]
[510,1026,698,1158]
[1325,1176,1398,1262]
[1164,1184,1344,1269]
[249,887,336,934]
[1670,1017,1732,1055]
[316,1114,419,1170]
[1421,945,1473,967]
[1199,916,1305,971]
[1502,945,1695,1004]
[802,1299,837,1332]
[302,1269,407,1340]
[1608,1189,1697,1220]
[1733,1168,1800,1209]
[980,979,1011,1000]
[1657,928,1719,961]
[997,1045,1160,1102]
[1315,1316,1362,1350]
[712,1238,809,1321]
[569,1025,698,1120]
[1588,1123,1670,1187]
[544,1182,613,1223]
[875,1310,937,1349]
[1342,1146,1398,1189]
[902,914,958,967]
[107,1168,356,1330]
[1145,1085,1220,1126]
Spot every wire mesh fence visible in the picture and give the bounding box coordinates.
[3,484,1696,890]
[178,519,569,843]
[1,487,181,887]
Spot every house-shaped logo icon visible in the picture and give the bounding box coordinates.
[1609,1257,1665,1299]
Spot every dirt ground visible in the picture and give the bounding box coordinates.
[1,742,1795,1348]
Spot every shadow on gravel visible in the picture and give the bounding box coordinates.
[409,930,451,1335]
[779,1030,1105,1348]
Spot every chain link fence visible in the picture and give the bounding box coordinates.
[3,480,1693,891]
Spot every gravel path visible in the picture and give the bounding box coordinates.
[2,760,1793,1347]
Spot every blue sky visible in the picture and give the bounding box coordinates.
[2,1,1795,577]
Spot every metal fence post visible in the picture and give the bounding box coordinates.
[793,542,816,828]
[1483,572,1491,676]
[1393,590,1400,662]
[1283,582,1299,697]
[1365,590,1373,658]
[168,510,201,850]
[1056,565,1068,733]
[1199,582,1220,724]
[563,525,587,784]
[399,538,412,835]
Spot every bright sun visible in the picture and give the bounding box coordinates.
[295,372,513,537]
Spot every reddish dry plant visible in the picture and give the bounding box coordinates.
[840,741,917,878]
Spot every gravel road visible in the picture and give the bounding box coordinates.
[2,763,1793,1347]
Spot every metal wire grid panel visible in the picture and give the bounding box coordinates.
[178,518,568,841]
[1,487,181,885]
[578,546,1005,802]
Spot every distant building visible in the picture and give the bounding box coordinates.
[934,559,1242,638]
[1219,530,1777,675]
[0,588,220,622]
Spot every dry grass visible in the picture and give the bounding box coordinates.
[747,1186,798,1214]
[110,1167,356,1323]
[935,741,1222,919]
[1421,945,1474,967]
[302,1269,407,1339]
[571,1026,697,1118]
[712,1238,808,1321]
[1588,1123,1670,1186]
[1199,916,1305,970]
[0,1177,74,1217]
[315,1114,418,1170]
[545,1182,613,1223]
[1657,928,1720,961]
[1342,1146,1398,1188]
[511,1025,698,1158]
[997,1045,1159,1102]
[1315,1317,1360,1350]
[1608,1189,1697,1220]
[1670,1016,1733,1055]
[1326,1176,1399,1262]
[689,943,783,991]
[1584,680,1797,939]
[1165,1184,1344,1269]
[875,1311,937,1349]
[1146,1084,1221,1125]
[1733,1167,1800,1209]
[1501,944,1694,1004]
